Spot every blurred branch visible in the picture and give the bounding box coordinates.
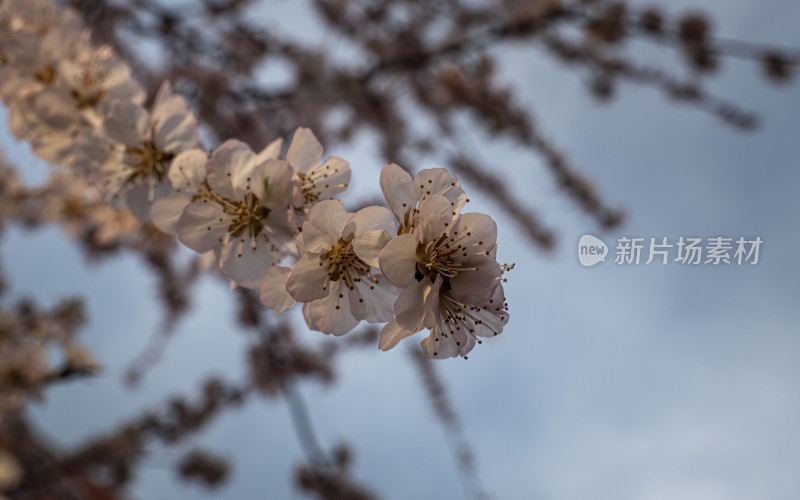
[282,379,331,472]
[408,346,490,500]
[64,0,800,252]
[540,32,759,129]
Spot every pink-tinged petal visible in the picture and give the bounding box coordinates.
[301,157,350,204]
[105,78,146,105]
[420,328,459,359]
[421,313,474,359]
[151,194,191,234]
[302,281,359,335]
[124,180,172,222]
[414,168,467,214]
[177,201,231,253]
[96,148,127,198]
[348,274,398,323]
[303,200,350,253]
[286,255,330,302]
[167,148,207,193]
[394,276,440,332]
[256,159,297,209]
[262,207,300,255]
[449,255,501,297]
[343,205,395,240]
[294,232,306,256]
[219,235,275,289]
[352,230,392,268]
[417,195,453,244]
[103,101,147,147]
[152,81,176,109]
[454,280,497,305]
[259,266,295,313]
[256,137,283,163]
[150,82,189,118]
[206,140,256,199]
[452,212,498,253]
[379,163,415,225]
[301,219,338,256]
[32,131,75,164]
[154,108,198,153]
[70,128,109,172]
[151,86,190,125]
[287,127,323,174]
[379,319,416,351]
[124,184,151,222]
[452,285,509,338]
[422,275,443,329]
[378,233,419,287]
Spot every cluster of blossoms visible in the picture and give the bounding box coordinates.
[0,0,509,358]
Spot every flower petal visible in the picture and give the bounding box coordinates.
[206,139,256,199]
[259,266,296,313]
[152,81,177,109]
[286,255,330,302]
[352,230,392,268]
[255,159,297,209]
[422,275,443,329]
[452,212,498,254]
[394,276,441,332]
[261,207,300,255]
[287,127,323,174]
[219,235,275,288]
[103,101,147,147]
[302,281,359,335]
[347,274,398,323]
[167,148,207,193]
[301,156,350,205]
[414,168,467,214]
[379,163,415,225]
[378,233,419,287]
[124,179,172,222]
[379,319,416,351]
[154,106,198,153]
[123,184,151,222]
[151,193,191,234]
[177,201,232,253]
[256,137,283,163]
[343,205,395,240]
[303,200,350,254]
[452,284,509,338]
[417,194,453,244]
[449,254,501,297]
[421,323,473,359]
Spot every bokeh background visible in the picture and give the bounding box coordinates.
[2,0,800,498]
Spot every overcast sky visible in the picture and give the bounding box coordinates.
[2,0,800,499]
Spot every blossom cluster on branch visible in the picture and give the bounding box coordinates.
[0,0,509,358]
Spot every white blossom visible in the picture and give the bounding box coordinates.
[380,283,509,359]
[97,81,197,220]
[259,265,296,313]
[379,162,467,235]
[175,139,298,288]
[378,193,507,358]
[286,127,351,224]
[286,127,351,217]
[149,148,210,234]
[285,200,398,335]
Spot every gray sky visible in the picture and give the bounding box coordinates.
[2,0,800,499]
